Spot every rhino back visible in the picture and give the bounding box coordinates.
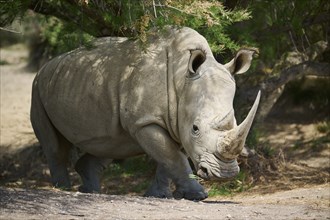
[34,37,171,155]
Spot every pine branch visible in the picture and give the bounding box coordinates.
[26,0,127,37]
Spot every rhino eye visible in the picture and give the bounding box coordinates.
[192,124,200,136]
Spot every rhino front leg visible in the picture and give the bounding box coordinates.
[144,164,172,198]
[171,158,207,200]
[135,125,207,201]
[75,153,110,193]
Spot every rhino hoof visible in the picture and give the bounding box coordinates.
[78,185,100,194]
[144,189,173,199]
[173,190,208,201]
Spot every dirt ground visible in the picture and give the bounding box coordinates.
[0,45,329,219]
[0,185,329,220]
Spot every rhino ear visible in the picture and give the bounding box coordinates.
[224,48,258,75]
[188,50,206,77]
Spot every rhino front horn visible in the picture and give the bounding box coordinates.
[217,91,261,159]
[238,90,260,137]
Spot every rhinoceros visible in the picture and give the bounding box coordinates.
[30,27,260,201]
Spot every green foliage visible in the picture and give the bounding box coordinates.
[229,0,330,65]
[317,121,330,134]
[246,128,276,158]
[1,0,252,56]
[208,170,250,197]
[245,127,262,149]
[103,156,155,178]
[0,0,29,26]
[40,17,94,56]
[101,156,155,194]
[0,60,10,65]
[2,0,328,62]
[259,145,275,158]
[154,0,251,53]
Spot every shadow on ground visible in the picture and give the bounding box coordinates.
[0,144,156,195]
[0,144,51,188]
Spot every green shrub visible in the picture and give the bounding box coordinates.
[317,121,330,134]
[208,170,250,197]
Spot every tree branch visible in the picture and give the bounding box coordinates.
[235,60,330,122]
[0,27,22,34]
[252,61,329,121]
[26,0,126,37]
[262,61,330,93]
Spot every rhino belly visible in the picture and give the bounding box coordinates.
[74,135,144,159]
[46,108,144,159]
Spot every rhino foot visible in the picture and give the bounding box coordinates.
[144,188,173,199]
[75,153,109,194]
[52,178,71,191]
[173,190,208,201]
[144,164,173,198]
[173,179,208,201]
[143,190,173,199]
[78,185,100,194]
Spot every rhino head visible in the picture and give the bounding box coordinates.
[177,48,260,180]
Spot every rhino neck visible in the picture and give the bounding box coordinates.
[165,48,180,143]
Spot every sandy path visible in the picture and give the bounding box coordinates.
[1,184,329,220]
[0,46,37,151]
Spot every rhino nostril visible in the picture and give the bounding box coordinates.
[197,166,209,179]
[201,166,208,175]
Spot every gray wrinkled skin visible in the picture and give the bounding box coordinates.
[30,27,259,201]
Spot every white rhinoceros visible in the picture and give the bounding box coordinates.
[30,27,260,201]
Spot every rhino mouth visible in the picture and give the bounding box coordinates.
[196,156,240,180]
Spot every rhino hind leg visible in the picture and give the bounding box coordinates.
[30,88,71,189]
[74,153,109,193]
[144,164,173,198]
